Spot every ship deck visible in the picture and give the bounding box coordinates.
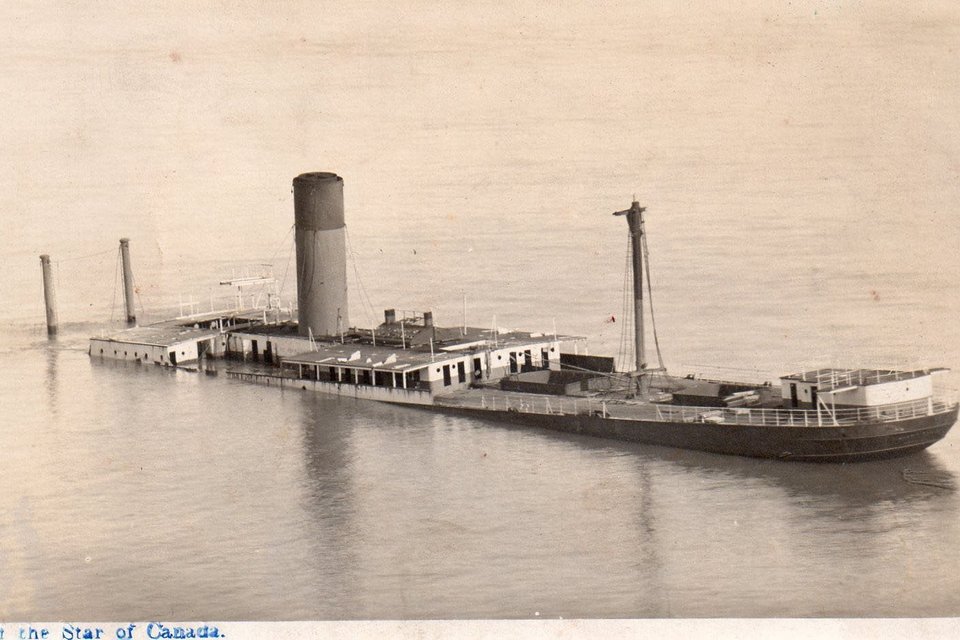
[433,387,958,428]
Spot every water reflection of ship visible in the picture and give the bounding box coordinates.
[295,399,958,616]
[446,406,958,504]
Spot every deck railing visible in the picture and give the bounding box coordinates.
[433,391,958,428]
[794,368,927,391]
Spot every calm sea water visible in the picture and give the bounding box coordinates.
[2,2,960,620]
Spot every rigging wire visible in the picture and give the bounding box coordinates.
[618,234,633,373]
[641,232,666,371]
[46,247,127,326]
[131,265,146,321]
[269,223,296,305]
[298,231,315,307]
[109,246,121,324]
[344,226,377,328]
[266,223,295,268]
[55,248,115,263]
[278,229,296,307]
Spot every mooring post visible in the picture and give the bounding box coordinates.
[119,238,136,325]
[39,254,59,336]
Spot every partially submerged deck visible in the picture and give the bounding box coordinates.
[433,388,958,428]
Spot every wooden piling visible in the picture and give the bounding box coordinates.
[39,254,58,336]
[119,238,136,325]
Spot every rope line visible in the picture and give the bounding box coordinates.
[278,230,296,305]
[642,233,666,371]
[109,246,120,324]
[266,223,295,267]
[618,234,634,372]
[131,265,146,321]
[54,248,115,264]
[344,226,377,327]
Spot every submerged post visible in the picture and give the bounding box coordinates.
[39,254,58,336]
[613,201,647,374]
[119,238,136,325]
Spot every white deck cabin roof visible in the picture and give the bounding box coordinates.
[780,368,944,392]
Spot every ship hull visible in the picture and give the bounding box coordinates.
[434,404,959,462]
[220,365,957,462]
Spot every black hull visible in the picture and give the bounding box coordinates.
[435,404,959,462]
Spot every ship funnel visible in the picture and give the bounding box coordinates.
[293,172,348,337]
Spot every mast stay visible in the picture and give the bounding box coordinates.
[613,200,666,396]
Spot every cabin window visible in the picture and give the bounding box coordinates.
[407,369,422,388]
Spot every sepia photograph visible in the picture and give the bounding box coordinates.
[2,2,959,637]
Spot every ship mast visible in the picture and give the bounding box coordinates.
[614,200,648,394]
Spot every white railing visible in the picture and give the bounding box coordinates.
[795,368,925,391]
[437,393,612,418]
[433,392,958,428]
